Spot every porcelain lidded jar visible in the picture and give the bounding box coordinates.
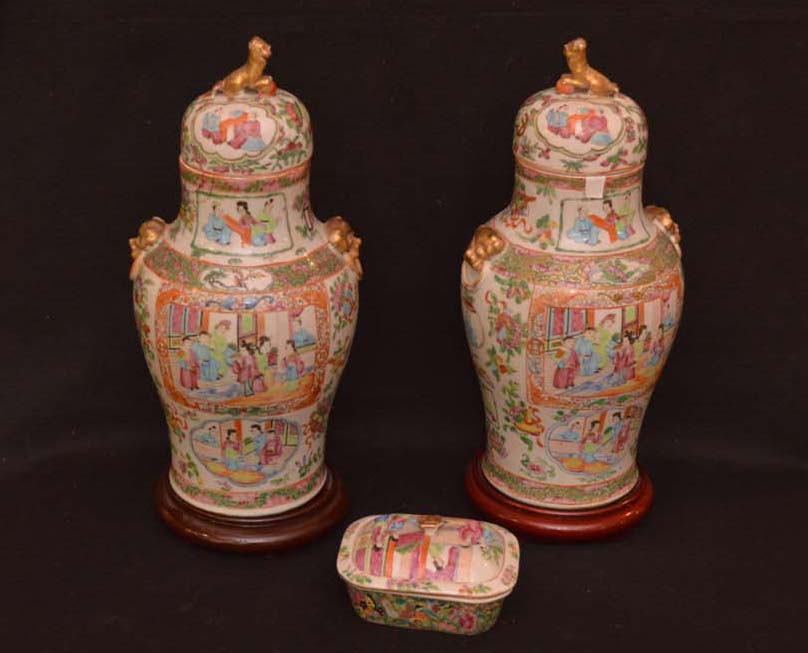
[337,514,520,635]
[462,38,683,540]
[129,38,360,551]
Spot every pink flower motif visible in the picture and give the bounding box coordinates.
[458,612,477,631]
[458,520,483,545]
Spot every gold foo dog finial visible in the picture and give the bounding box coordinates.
[556,37,619,96]
[214,36,277,97]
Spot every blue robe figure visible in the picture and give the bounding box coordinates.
[203,210,232,245]
[554,427,580,442]
[567,212,600,246]
[285,361,299,382]
[546,108,569,131]
[576,334,600,376]
[292,326,316,349]
[201,112,221,139]
[249,432,266,470]
[192,341,219,382]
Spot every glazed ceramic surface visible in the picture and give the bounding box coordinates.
[337,514,519,635]
[130,41,361,517]
[461,41,683,510]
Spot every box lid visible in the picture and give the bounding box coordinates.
[337,514,520,603]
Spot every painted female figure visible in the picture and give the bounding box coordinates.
[578,420,602,463]
[260,425,283,464]
[575,327,601,376]
[179,335,200,390]
[257,335,279,385]
[613,334,637,384]
[567,207,599,246]
[232,340,265,397]
[223,429,241,471]
[282,340,304,387]
[256,198,279,244]
[203,201,233,245]
[193,331,220,382]
[611,412,632,453]
[553,336,579,389]
[647,329,665,367]
[211,321,235,372]
[230,111,266,152]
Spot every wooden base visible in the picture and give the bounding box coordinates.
[465,453,653,542]
[154,467,348,553]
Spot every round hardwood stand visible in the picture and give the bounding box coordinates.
[154,467,348,553]
[465,452,653,542]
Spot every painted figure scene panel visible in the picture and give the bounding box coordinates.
[190,417,299,486]
[193,191,292,256]
[167,301,319,409]
[352,515,504,583]
[557,192,649,253]
[194,102,276,159]
[546,405,642,476]
[529,289,679,401]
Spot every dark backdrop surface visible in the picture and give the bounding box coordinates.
[1,1,806,651]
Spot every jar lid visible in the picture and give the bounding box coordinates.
[513,37,648,177]
[337,514,520,603]
[180,37,313,177]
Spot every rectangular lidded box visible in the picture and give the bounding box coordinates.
[337,514,520,635]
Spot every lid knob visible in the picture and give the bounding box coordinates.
[213,36,277,97]
[555,37,619,96]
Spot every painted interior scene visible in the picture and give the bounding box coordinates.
[533,290,679,399]
[557,193,649,252]
[166,301,319,408]
[197,104,274,157]
[194,192,291,255]
[351,515,503,582]
[190,417,299,485]
[546,406,643,475]
[545,104,613,146]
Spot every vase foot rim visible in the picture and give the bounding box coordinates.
[154,466,348,553]
[465,452,653,542]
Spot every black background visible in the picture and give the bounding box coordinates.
[2,1,807,651]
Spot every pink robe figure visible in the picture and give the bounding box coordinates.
[252,364,267,393]
[231,352,256,384]
[613,343,636,382]
[229,120,262,150]
[553,348,580,389]
[260,432,282,464]
[179,349,199,390]
[368,525,386,576]
[614,422,632,453]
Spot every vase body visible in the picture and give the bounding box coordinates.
[462,85,683,511]
[132,82,360,518]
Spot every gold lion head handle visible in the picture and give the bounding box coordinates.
[556,37,619,97]
[213,36,277,97]
[464,226,505,272]
[325,216,363,279]
[645,205,682,256]
[129,217,166,280]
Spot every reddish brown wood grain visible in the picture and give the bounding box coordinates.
[154,466,348,553]
[465,452,653,541]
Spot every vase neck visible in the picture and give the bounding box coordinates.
[494,165,652,255]
[168,165,325,264]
